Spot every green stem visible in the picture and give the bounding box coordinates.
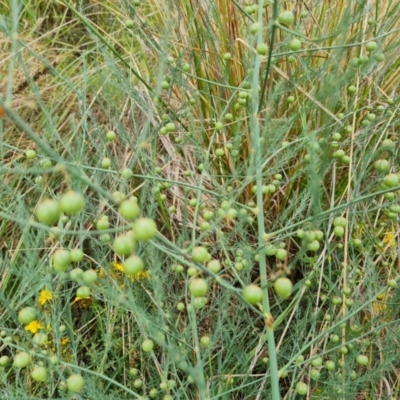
[188,295,208,399]
[250,1,280,399]
[259,0,278,111]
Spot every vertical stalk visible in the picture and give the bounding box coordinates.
[188,297,207,399]
[249,1,280,399]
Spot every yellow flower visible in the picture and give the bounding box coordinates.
[25,320,44,333]
[60,337,70,346]
[132,271,151,281]
[383,232,396,247]
[38,289,53,305]
[112,262,151,282]
[372,301,387,314]
[113,262,125,272]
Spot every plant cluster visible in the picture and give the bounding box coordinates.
[0,0,399,399]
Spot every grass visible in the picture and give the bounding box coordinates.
[0,0,400,398]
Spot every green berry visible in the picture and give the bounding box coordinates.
[243,285,263,305]
[365,41,377,52]
[132,218,157,241]
[256,43,268,55]
[66,374,85,392]
[289,38,301,51]
[189,278,208,297]
[59,191,85,215]
[125,20,134,29]
[274,277,293,299]
[278,11,295,25]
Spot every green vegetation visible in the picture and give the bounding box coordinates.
[0,0,399,398]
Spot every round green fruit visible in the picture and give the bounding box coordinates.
[18,307,37,325]
[119,199,140,220]
[311,356,322,367]
[112,191,126,203]
[365,41,377,52]
[350,58,360,68]
[96,216,110,230]
[347,85,356,94]
[101,158,111,168]
[31,366,47,382]
[142,339,154,352]
[243,285,263,305]
[67,374,85,392]
[278,11,295,25]
[33,332,48,346]
[215,121,223,130]
[133,378,143,388]
[310,369,320,380]
[35,199,60,225]
[295,355,304,364]
[207,259,221,274]
[356,354,368,366]
[25,150,36,159]
[40,158,52,169]
[333,226,345,237]
[388,279,397,288]
[76,286,90,298]
[289,38,301,51]
[274,277,293,299]
[388,204,400,213]
[374,159,390,173]
[121,168,133,180]
[256,43,268,56]
[125,20,134,28]
[215,148,224,157]
[113,234,135,256]
[53,249,71,272]
[82,270,98,285]
[59,191,85,215]
[200,336,211,347]
[325,360,335,371]
[192,246,209,263]
[165,122,175,132]
[383,173,399,188]
[13,352,32,368]
[132,218,157,241]
[275,248,287,260]
[123,255,144,275]
[307,240,320,252]
[0,356,9,366]
[70,249,84,263]
[70,267,84,282]
[129,367,139,376]
[106,131,116,141]
[189,278,208,297]
[296,382,308,395]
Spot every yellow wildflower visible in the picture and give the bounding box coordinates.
[38,288,53,305]
[132,270,151,281]
[112,262,151,282]
[372,301,387,314]
[383,232,396,247]
[60,337,70,346]
[25,320,44,333]
[113,262,125,272]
